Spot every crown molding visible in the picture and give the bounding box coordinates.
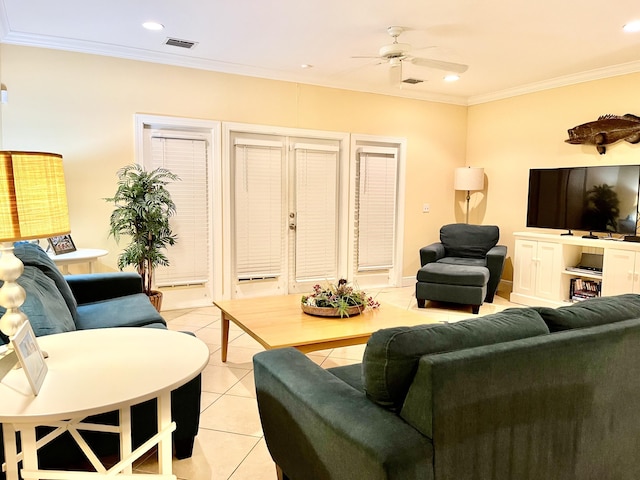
[3,25,639,108]
[468,60,640,105]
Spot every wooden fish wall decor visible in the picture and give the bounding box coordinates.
[565,114,640,155]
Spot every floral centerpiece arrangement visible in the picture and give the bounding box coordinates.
[301,279,380,318]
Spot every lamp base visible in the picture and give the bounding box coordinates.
[0,242,28,337]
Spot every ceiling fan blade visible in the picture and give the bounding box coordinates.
[389,64,402,86]
[411,57,468,74]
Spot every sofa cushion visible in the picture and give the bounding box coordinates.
[363,308,550,411]
[440,224,499,259]
[14,242,78,321]
[328,364,364,393]
[75,293,166,330]
[0,265,76,340]
[534,294,640,332]
[417,263,489,286]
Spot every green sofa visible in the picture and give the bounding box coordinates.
[0,243,202,476]
[254,294,640,480]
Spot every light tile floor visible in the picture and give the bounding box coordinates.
[134,286,517,479]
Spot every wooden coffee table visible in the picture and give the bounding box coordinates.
[214,294,440,361]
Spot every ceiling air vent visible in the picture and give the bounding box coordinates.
[165,38,198,49]
[402,78,424,85]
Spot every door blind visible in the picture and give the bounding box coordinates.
[356,150,398,271]
[234,142,284,280]
[294,145,339,281]
[150,136,209,286]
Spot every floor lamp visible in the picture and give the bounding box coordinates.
[0,151,70,341]
[454,167,485,224]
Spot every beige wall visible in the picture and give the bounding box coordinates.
[467,72,640,283]
[0,44,467,279]
[7,44,637,288]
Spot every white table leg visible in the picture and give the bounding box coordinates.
[157,391,173,475]
[119,407,133,474]
[20,426,38,480]
[2,423,19,480]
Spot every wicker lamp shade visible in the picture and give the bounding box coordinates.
[0,151,70,340]
[0,151,70,241]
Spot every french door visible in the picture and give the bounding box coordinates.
[230,131,346,298]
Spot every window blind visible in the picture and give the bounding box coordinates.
[356,149,398,271]
[150,136,210,287]
[294,145,339,281]
[234,141,284,280]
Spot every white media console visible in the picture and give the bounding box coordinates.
[510,231,640,307]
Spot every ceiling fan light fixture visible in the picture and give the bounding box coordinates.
[444,74,460,82]
[623,20,640,33]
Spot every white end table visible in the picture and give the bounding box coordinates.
[0,328,209,479]
[47,248,108,274]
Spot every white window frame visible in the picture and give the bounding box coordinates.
[134,114,222,308]
[348,134,406,289]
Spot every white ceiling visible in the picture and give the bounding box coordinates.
[1,0,640,105]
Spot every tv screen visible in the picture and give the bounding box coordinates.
[527,165,640,235]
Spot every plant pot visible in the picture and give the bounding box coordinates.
[148,290,163,312]
[301,304,363,318]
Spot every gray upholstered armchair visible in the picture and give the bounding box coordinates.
[416,224,507,313]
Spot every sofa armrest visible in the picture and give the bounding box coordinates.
[253,348,434,480]
[485,245,507,301]
[65,272,144,305]
[419,243,445,266]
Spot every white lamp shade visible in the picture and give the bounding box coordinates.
[454,167,485,191]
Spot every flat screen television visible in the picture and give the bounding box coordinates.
[527,165,640,235]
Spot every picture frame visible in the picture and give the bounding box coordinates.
[48,234,76,255]
[11,321,48,395]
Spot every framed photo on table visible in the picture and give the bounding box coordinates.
[11,321,48,395]
[48,234,76,255]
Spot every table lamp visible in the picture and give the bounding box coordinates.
[0,151,70,339]
[454,166,485,223]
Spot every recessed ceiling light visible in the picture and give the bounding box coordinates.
[142,21,164,31]
[623,20,640,33]
[444,74,460,82]
[301,64,313,69]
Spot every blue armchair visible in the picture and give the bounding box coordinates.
[416,224,507,313]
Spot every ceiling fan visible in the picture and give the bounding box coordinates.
[353,26,468,83]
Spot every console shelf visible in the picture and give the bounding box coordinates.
[510,232,640,307]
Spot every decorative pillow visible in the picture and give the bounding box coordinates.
[14,242,78,321]
[0,266,76,338]
[534,294,640,332]
[440,224,499,258]
[362,308,550,411]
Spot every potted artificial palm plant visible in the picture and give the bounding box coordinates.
[106,164,179,311]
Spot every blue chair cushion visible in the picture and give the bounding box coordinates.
[417,263,489,287]
[14,242,78,321]
[75,293,166,330]
[440,224,499,258]
[0,264,76,340]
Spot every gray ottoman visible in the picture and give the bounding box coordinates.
[416,262,490,314]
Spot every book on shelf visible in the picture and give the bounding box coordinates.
[569,277,601,302]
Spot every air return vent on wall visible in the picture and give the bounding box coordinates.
[165,38,198,49]
[402,78,423,84]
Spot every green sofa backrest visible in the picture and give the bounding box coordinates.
[534,294,640,332]
[362,308,550,411]
[400,317,640,479]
